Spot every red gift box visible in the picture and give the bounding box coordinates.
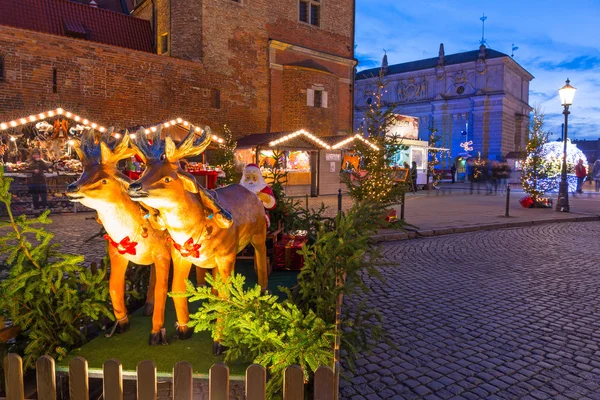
[274,231,307,271]
[519,196,534,208]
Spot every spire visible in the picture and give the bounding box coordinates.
[478,44,487,59]
[438,43,445,66]
[381,50,388,76]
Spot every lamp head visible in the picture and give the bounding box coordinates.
[559,78,577,106]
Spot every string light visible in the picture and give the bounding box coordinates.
[143,118,225,143]
[0,108,106,132]
[269,129,331,149]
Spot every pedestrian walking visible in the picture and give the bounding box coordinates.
[575,159,586,194]
[592,160,600,192]
[27,149,50,210]
[450,163,457,184]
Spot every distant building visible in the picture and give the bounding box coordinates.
[354,44,534,168]
[573,139,600,165]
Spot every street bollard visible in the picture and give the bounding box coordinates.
[505,185,511,217]
[401,190,405,220]
[337,188,342,215]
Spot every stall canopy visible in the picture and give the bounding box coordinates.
[329,134,380,151]
[126,117,225,144]
[236,129,332,150]
[0,108,107,134]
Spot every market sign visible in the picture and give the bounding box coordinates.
[388,114,419,139]
[325,153,341,161]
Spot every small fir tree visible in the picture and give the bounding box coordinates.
[521,109,556,203]
[427,124,445,187]
[0,170,112,370]
[342,65,406,203]
[211,124,238,185]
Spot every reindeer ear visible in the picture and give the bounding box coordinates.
[178,172,198,194]
[99,142,113,165]
[73,142,87,164]
[165,136,177,162]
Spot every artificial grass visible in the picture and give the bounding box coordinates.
[60,262,298,377]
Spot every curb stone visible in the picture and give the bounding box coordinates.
[372,215,600,242]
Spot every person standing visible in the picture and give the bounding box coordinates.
[410,161,418,193]
[592,160,600,192]
[450,163,457,184]
[28,149,50,210]
[575,159,586,194]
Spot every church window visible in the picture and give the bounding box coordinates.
[307,88,328,108]
[0,56,4,82]
[52,69,58,93]
[299,0,320,26]
[159,33,169,54]
[211,89,221,109]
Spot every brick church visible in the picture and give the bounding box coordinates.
[0,0,356,138]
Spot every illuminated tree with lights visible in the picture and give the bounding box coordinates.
[342,64,405,203]
[520,109,558,203]
[427,124,445,187]
[211,124,237,185]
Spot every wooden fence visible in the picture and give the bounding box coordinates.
[3,354,336,400]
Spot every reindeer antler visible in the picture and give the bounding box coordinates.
[165,125,212,163]
[73,127,135,166]
[132,125,212,164]
[131,126,165,164]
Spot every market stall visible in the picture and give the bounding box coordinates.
[126,118,226,189]
[0,108,106,214]
[236,130,332,197]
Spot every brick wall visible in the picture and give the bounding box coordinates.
[0,26,269,137]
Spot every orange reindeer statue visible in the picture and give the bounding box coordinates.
[66,130,174,345]
[127,126,269,355]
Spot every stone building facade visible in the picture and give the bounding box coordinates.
[0,0,355,138]
[354,44,534,163]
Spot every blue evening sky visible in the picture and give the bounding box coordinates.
[355,0,600,140]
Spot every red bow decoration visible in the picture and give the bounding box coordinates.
[169,237,201,258]
[104,234,138,255]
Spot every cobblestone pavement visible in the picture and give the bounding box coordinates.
[341,221,600,400]
[46,211,107,262]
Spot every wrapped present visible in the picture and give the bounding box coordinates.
[519,196,534,208]
[274,230,307,271]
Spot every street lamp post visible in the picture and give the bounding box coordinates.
[555,78,577,212]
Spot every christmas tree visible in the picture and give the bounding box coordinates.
[520,109,557,204]
[342,56,406,203]
[0,170,111,370]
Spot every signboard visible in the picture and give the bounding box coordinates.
[325,153,341,162]
[388,114,419,139]
[393,168,409,182]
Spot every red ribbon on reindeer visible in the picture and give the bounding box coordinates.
[104,234,138,255]
[168,236,202,258]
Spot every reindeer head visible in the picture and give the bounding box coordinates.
[127,125,211,210]
[66,129,137,209]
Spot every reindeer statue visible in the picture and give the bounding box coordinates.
[127,126,269,355]
[66,130,174,345]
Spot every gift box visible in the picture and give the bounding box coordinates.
[519,196,534,208]
[274,231,307,271]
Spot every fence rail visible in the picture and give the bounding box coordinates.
[3,354,335,400]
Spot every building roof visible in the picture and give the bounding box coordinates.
[356,48,510,80]
[0,0,153,52]
[69,0,133,14]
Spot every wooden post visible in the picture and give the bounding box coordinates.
[136,360,157,400]
[283,365,304,400]
[209,363,229,400]
[36,355,56,400]
[314,366,334,400]
[69,357,89,400]
[173,362,193,400]
[103,359,123,400]
[4,354,24,400]
[245,364,266,400]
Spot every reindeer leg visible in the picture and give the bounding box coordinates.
[107,248,130,334]
[251,233,269,293]
[195,266,207,286]
[212,254,236,356]
[171,251,193,340]
[149,255,170,345]
[144,263,156,316]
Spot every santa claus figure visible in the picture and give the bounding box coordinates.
[240,164,276,225]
